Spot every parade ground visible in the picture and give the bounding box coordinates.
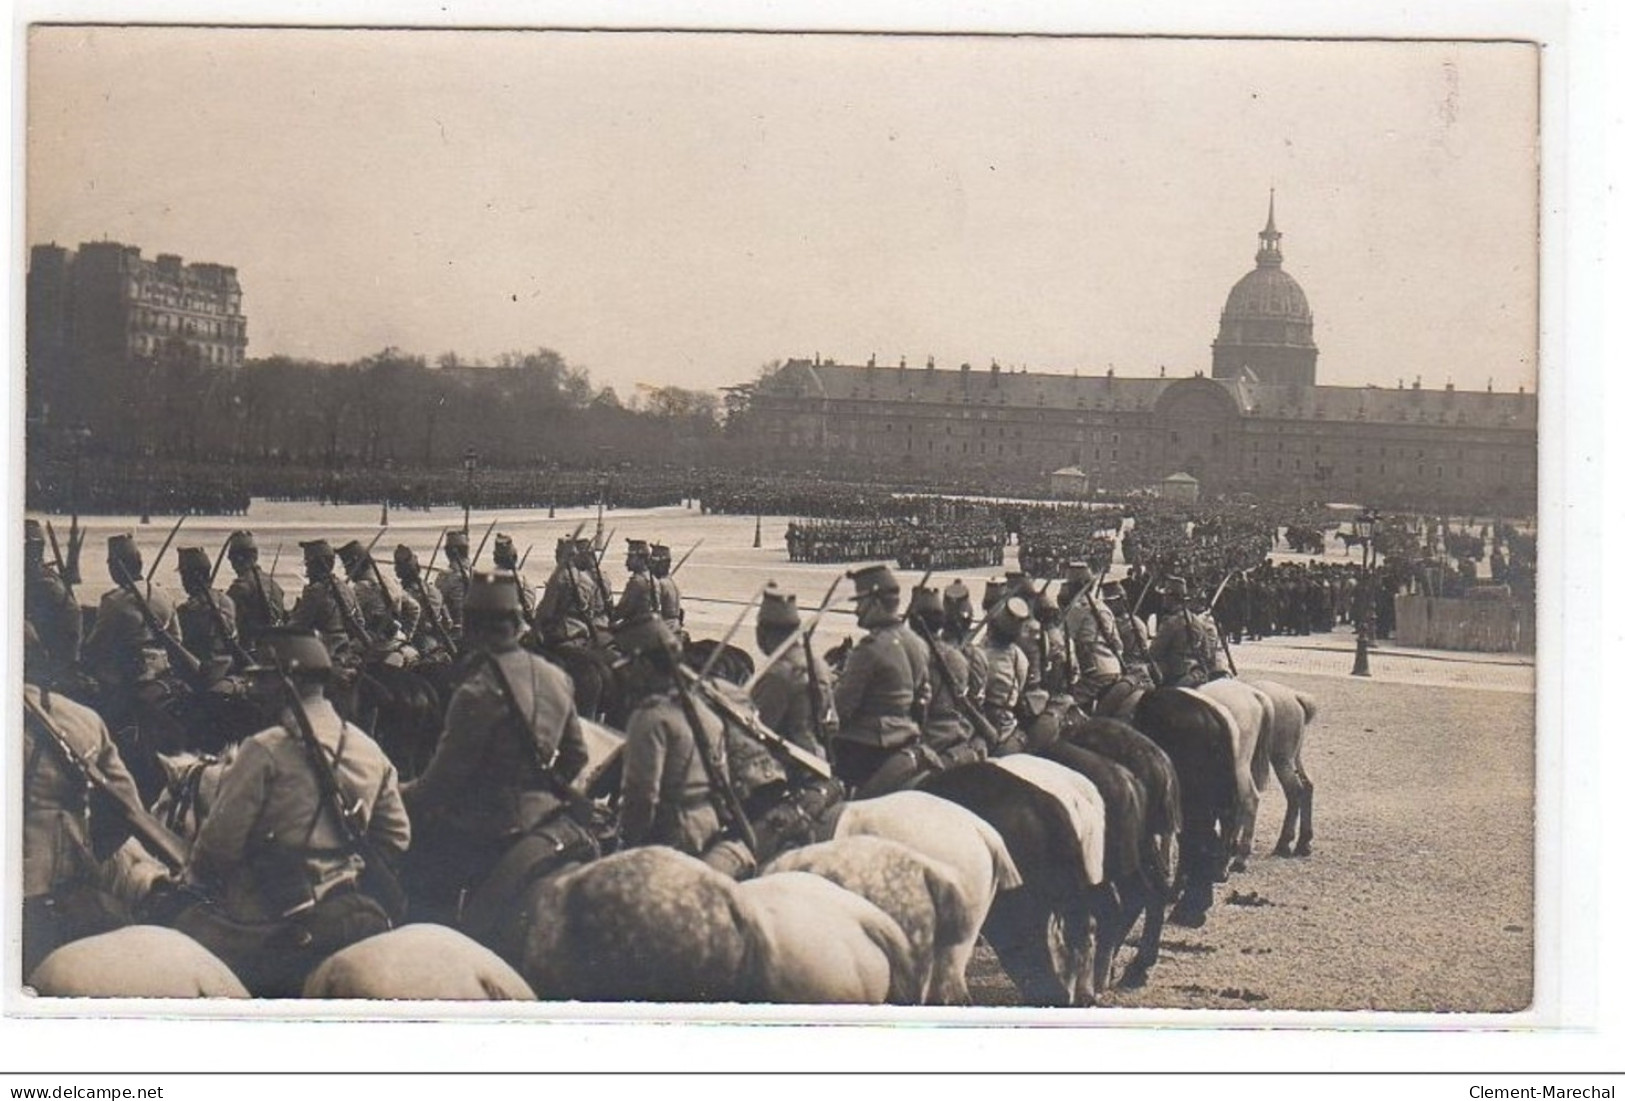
[29,498,1540,1016]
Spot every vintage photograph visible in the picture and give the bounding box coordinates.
[15,25,1540,1016]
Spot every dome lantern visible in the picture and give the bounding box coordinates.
[1211,193,1318,387]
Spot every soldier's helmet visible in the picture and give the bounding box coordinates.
[614,611,678,666]
[463,570,524,625]
[300,539,336,566]
[245,627,333,681]
[336,540,370,576]
[107,533,143,580]
[982,577,1007,612]
[989,596,1032,641]
[555,537,574,562]
[943,579,973,622]
[493,534,518,567]
[846,563,901,602]
[649,543,673,577]
[626,538,651,561]
[1065,560,1096,587]
[176,546,212,582]
[24,519,45,546]
[908,585,945,630]
[445,529,471,556]
[1161,576,1189,600]
[392,543,420,574]
[226,530,258,558]
[758,583,801,631]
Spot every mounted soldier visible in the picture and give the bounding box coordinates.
[223,530,285,649]
[907,585,986,768]
[1103,580,1157,690]
[82,533,186,766]
[1060,561,1126,711]
[614,538,657,625]
[435,529,474,640]
[1148,577,1218,688]
[402,573,593,929]
[650,542,685,638]
[535,537,608,647]
[22,624,146,978]
[490,533,538,628]
[829,564,932,798]
[614,613,736,860]
[749,583,834,758]
[942,579,988,705]
[174,628,411,998]
[287,540,367,715]
[175,546,242,672]
[338,539,417,665]
[978,595,1036,754]
[24,518,82,691]
[392,544,456,660]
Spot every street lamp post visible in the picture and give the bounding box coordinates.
[381,457,393,526]
[462,447,478,535]
[1351,508,1379,677]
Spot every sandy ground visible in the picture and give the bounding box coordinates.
[31,500,1538,1014]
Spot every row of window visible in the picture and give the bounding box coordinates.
[126,334,245,364]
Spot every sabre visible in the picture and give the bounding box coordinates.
[669,539,704,578]
[208,535,232,585]
[697,584,766,680]
[742,573,844,694]
[471,518,500,569]
[147,515,187,598]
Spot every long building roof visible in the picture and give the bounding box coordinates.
[759,359,1535,431]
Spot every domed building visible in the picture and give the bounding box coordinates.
[1211,192,1319,386]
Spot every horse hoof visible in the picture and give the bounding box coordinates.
[1230,858,1248,874]
[1119,964,1149,990]
[1294,844,1312,858]
[1169,908,1207,929]
[1273,843,1293,858]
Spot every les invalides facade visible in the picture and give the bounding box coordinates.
[747,198,1537,512]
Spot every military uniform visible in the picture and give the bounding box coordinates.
[831,567,930,794]
[536,542,608,645]
[393,544,455,657]
[288,574,365,667]
[979,636,1032,750]
[650,544,685,635]
[620,691,728,855]
[225,561,286,650]
[1148,580,1216,688]
[178,630,410,998]
[751,643,835,757]
[22,682,141,976]
[25,549,82,688]
[436,531,474,639]
[1062,575,1124,705]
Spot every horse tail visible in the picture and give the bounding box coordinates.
[1249,686,1275,795]
[1296,690,1319,726]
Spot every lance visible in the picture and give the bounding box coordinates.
[471,518,500,569]
[147,515,187,599]
[697,584,766,680]
[742,573,844,695]
[669,538,704,578]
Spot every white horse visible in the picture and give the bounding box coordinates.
[1192,679,1274,870]
[1245,678,1319,857]
[302,924,535,1000]
[736,872,917,1004]
[26,926,249,999]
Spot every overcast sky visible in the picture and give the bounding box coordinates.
[27,28,1539,396]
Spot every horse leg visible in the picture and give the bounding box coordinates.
[1272,750,1303,856]
[1088,883,1126,1000]
[1293,766,1315,857]
[1119,872,1165,989]
[1169,828,1214,928]
[1230,788,1258,873]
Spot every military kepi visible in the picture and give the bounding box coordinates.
[463,570,523,618]
[846,563,900,600]
[176,546,211,575]
[758,583,801,629]
[615,611,676,661]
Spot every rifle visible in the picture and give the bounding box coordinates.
[697,584,765,680]
[364,526,390,558]
[147,516,187,600]
[742,574,845,695]
[23,691,191,873]
[665,634,759,855]
[679,665,834,782]
[424,531,446,578]
[909,609,1002,752]
[249,564,285,634]
[1206,569,1239,614]
[44,521,78,603]
[669,539,704,578]
[478,648,594,814]
[518,544,534,571]
[273,669,406,922]
[209,537,231,586]
[268,543,283,581]
[110,559,210,690]
[196,584,256,672]
[64,514,86,587]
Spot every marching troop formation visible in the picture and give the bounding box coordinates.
[21,494,1336,1007]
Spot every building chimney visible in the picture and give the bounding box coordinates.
[926,355,935,371]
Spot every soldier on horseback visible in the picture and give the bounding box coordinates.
[1059,561,1126,712]
[223,530,285,649]
[175,546,242,671]
[24,519,82,691]
[749,583,834,758]
[1148,577,1218,688]
[174,628,410,998]
[490,533,537,628]
[401,573,592,929]
[337,539,418,665]
[829,564,932,797]
[614,538,657,624]
[391,544,456,659]
[287,540,367,716]
[907,585,987,768]
[535,537,608,647]
[978,596,1036,754]
[650,542,685,638]
[436,528,474,640]
[1103,580,1157,690]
